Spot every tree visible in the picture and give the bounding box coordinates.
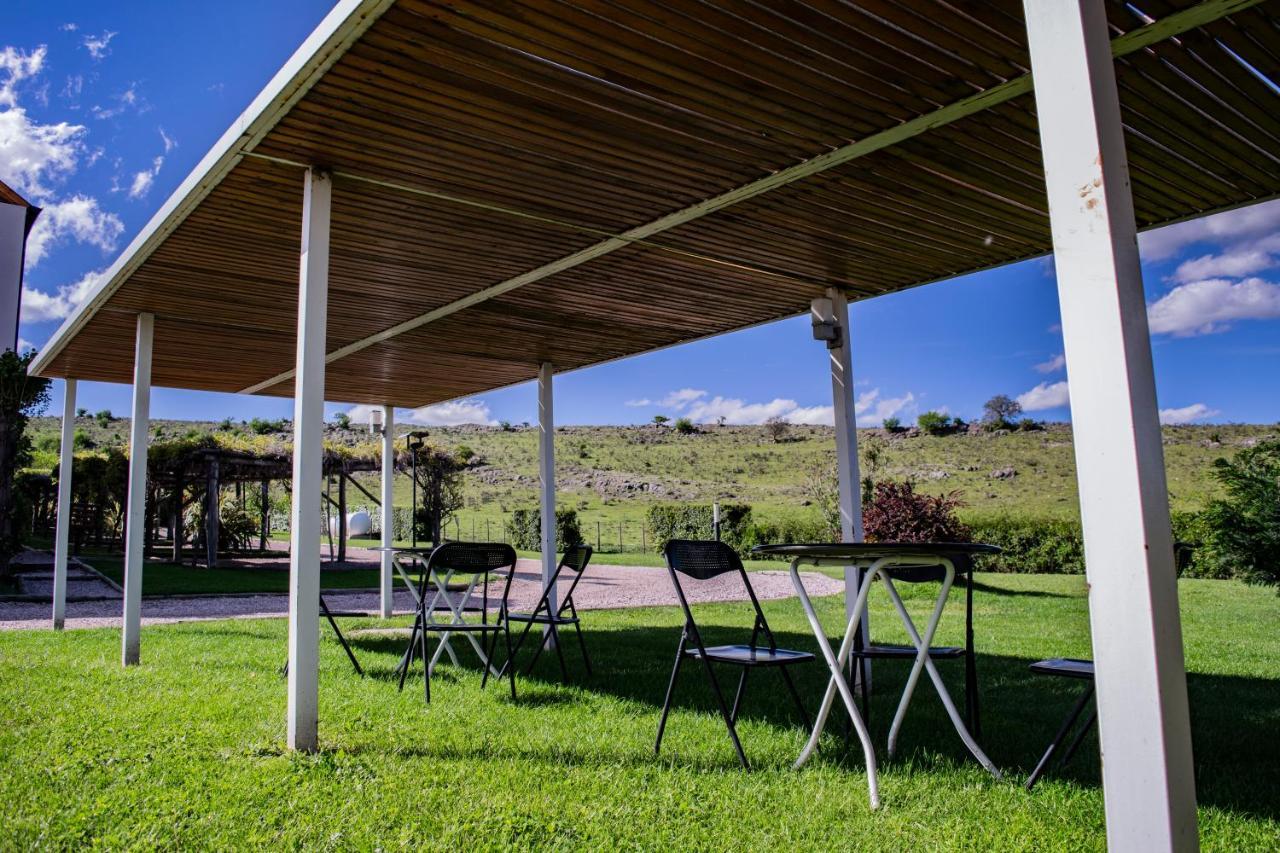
[333,412,351,430]
[0,351,51,563]
[75,407,87,418]
[982,394,1022,429]
[94,409,113,429]
[882,416,901,432]
[674,417,696,435]
[1197,439,1280,590]
[764,415,790,443]
[652,414,670,425]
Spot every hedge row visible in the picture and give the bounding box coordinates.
[644,503,754,556]
[507,508,585,551]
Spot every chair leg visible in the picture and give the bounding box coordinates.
[321,598,363,677]
[503,623,517,700]
[1058,706,1097,770]
[694,652,749,769]
[421,624,431,704]
[571,609,592,676]
[501,617,537,679]
[398,611,421,692]
[525,623,551,674]
[1026,685,1094,791]
[965,577,980,738]
[780,666,812,731]
[730,668,749,724]
[481,625,500,689]
[549,622,569,684]
[655,634,686,756]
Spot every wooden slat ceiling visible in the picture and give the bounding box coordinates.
[35,0,1280,408]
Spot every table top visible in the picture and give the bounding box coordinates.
[370,546,436,553]
[752,542,1000,562]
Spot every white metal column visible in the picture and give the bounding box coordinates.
[814,291,869,684]
[51,377,76,630]
[121,313,154,666]
[538,362,557,643]
[379,403,395,618]
[1024,3,1197,850]
[287,168,332,752]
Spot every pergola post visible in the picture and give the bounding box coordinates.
[1024,2,1197,849]
[121,313,154,666]
[287,167,332,752]
[538,362,557,644]
[52,377,76,630]
[204,454,220,568]
[814,291,869,686]
[379,404,395,618]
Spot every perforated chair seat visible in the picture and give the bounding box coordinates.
[686,644,815,666]
[506,611,580,625]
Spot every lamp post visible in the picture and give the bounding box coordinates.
[407,430,428,548]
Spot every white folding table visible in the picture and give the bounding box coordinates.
[381,546,497,676]
[754,542,1002,809]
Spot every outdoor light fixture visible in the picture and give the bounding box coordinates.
[810,296,841,349]
[369,408,384,435]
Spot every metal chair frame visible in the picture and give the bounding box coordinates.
[1025,658,1096,790]
[500,544,595,683]
[396,542,518,703]
[655,539,814,769]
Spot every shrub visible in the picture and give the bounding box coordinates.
[72,429,94,450]
[94,409,114,429]
[1017,418,1043,432]
[455,444,475,463]
[881,417,901,432]
[646,502,753,556]
[1195,440,1280,590]
[333,412,350,429]
[964,514,1085,574]
[744,515,830,554]
[499,420,514,432]
[507,508,585,551]
[917,411,952,436]
[75,407,88,418]
[674,417,696,435]
[248,417,286,435]
[863,480,969,543]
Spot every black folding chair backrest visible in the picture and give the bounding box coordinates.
[663,539,777,651]
[420,542,518,622]
[550,544,593,605]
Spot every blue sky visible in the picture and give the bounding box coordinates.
[4,1,1279,428]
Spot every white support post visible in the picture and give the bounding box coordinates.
[287,168,332,752]
[538,362,557,645]
[814,290,869,686]
[121,313,154,666]
[379,404,395,618]
[1024,3,1197,850]
[52,378,76,630]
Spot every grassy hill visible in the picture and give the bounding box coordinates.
[25,416,1276,550]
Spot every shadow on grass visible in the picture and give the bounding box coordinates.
[967,578,1077,599]
[342,619,1280,820]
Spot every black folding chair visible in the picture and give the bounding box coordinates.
[1025,658,1096,790]
[655,540,815,769]
[281,594,363,677]
[396,542,518,703]
[500,544,595,683]
[848,556,982,738]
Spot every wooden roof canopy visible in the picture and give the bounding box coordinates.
[30,0,1280,407]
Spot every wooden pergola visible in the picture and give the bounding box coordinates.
[30,2,1278,848]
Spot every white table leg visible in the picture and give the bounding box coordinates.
[790,557,881,809]
[425,569,464,671]
[881,570,1000,778]
[427,570,498,676]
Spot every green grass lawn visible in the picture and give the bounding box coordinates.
[2,574,1277,848]
[87,556,408,597]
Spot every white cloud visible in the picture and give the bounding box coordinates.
[1017,381,1070,412]
[1147,277,1280,336]
[128,155,163,199]
[659,388,706,410]
[1173,248,1275,283]
[82,31,117,61]
[0,107,85,201]
[16,337,35,352]
[1035,353,1066,374]
[159,127,176,153]
[654,387,914,427]
[1139,198,1280,261]
[854,389,916,427]
[1159,403,1219,425]
[0,45,45,108]
[21,267,106,323]
[60,24,78,33]
[23,196,124,267]
[624,398,651,407]
[345,400,497,427]
[91,82,141,120]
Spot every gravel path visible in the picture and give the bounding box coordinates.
[0,556,842,631]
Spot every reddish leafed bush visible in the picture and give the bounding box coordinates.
[862,480,971,543]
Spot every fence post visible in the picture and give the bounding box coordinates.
[596,521,601,551]
[618,521,623,552]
